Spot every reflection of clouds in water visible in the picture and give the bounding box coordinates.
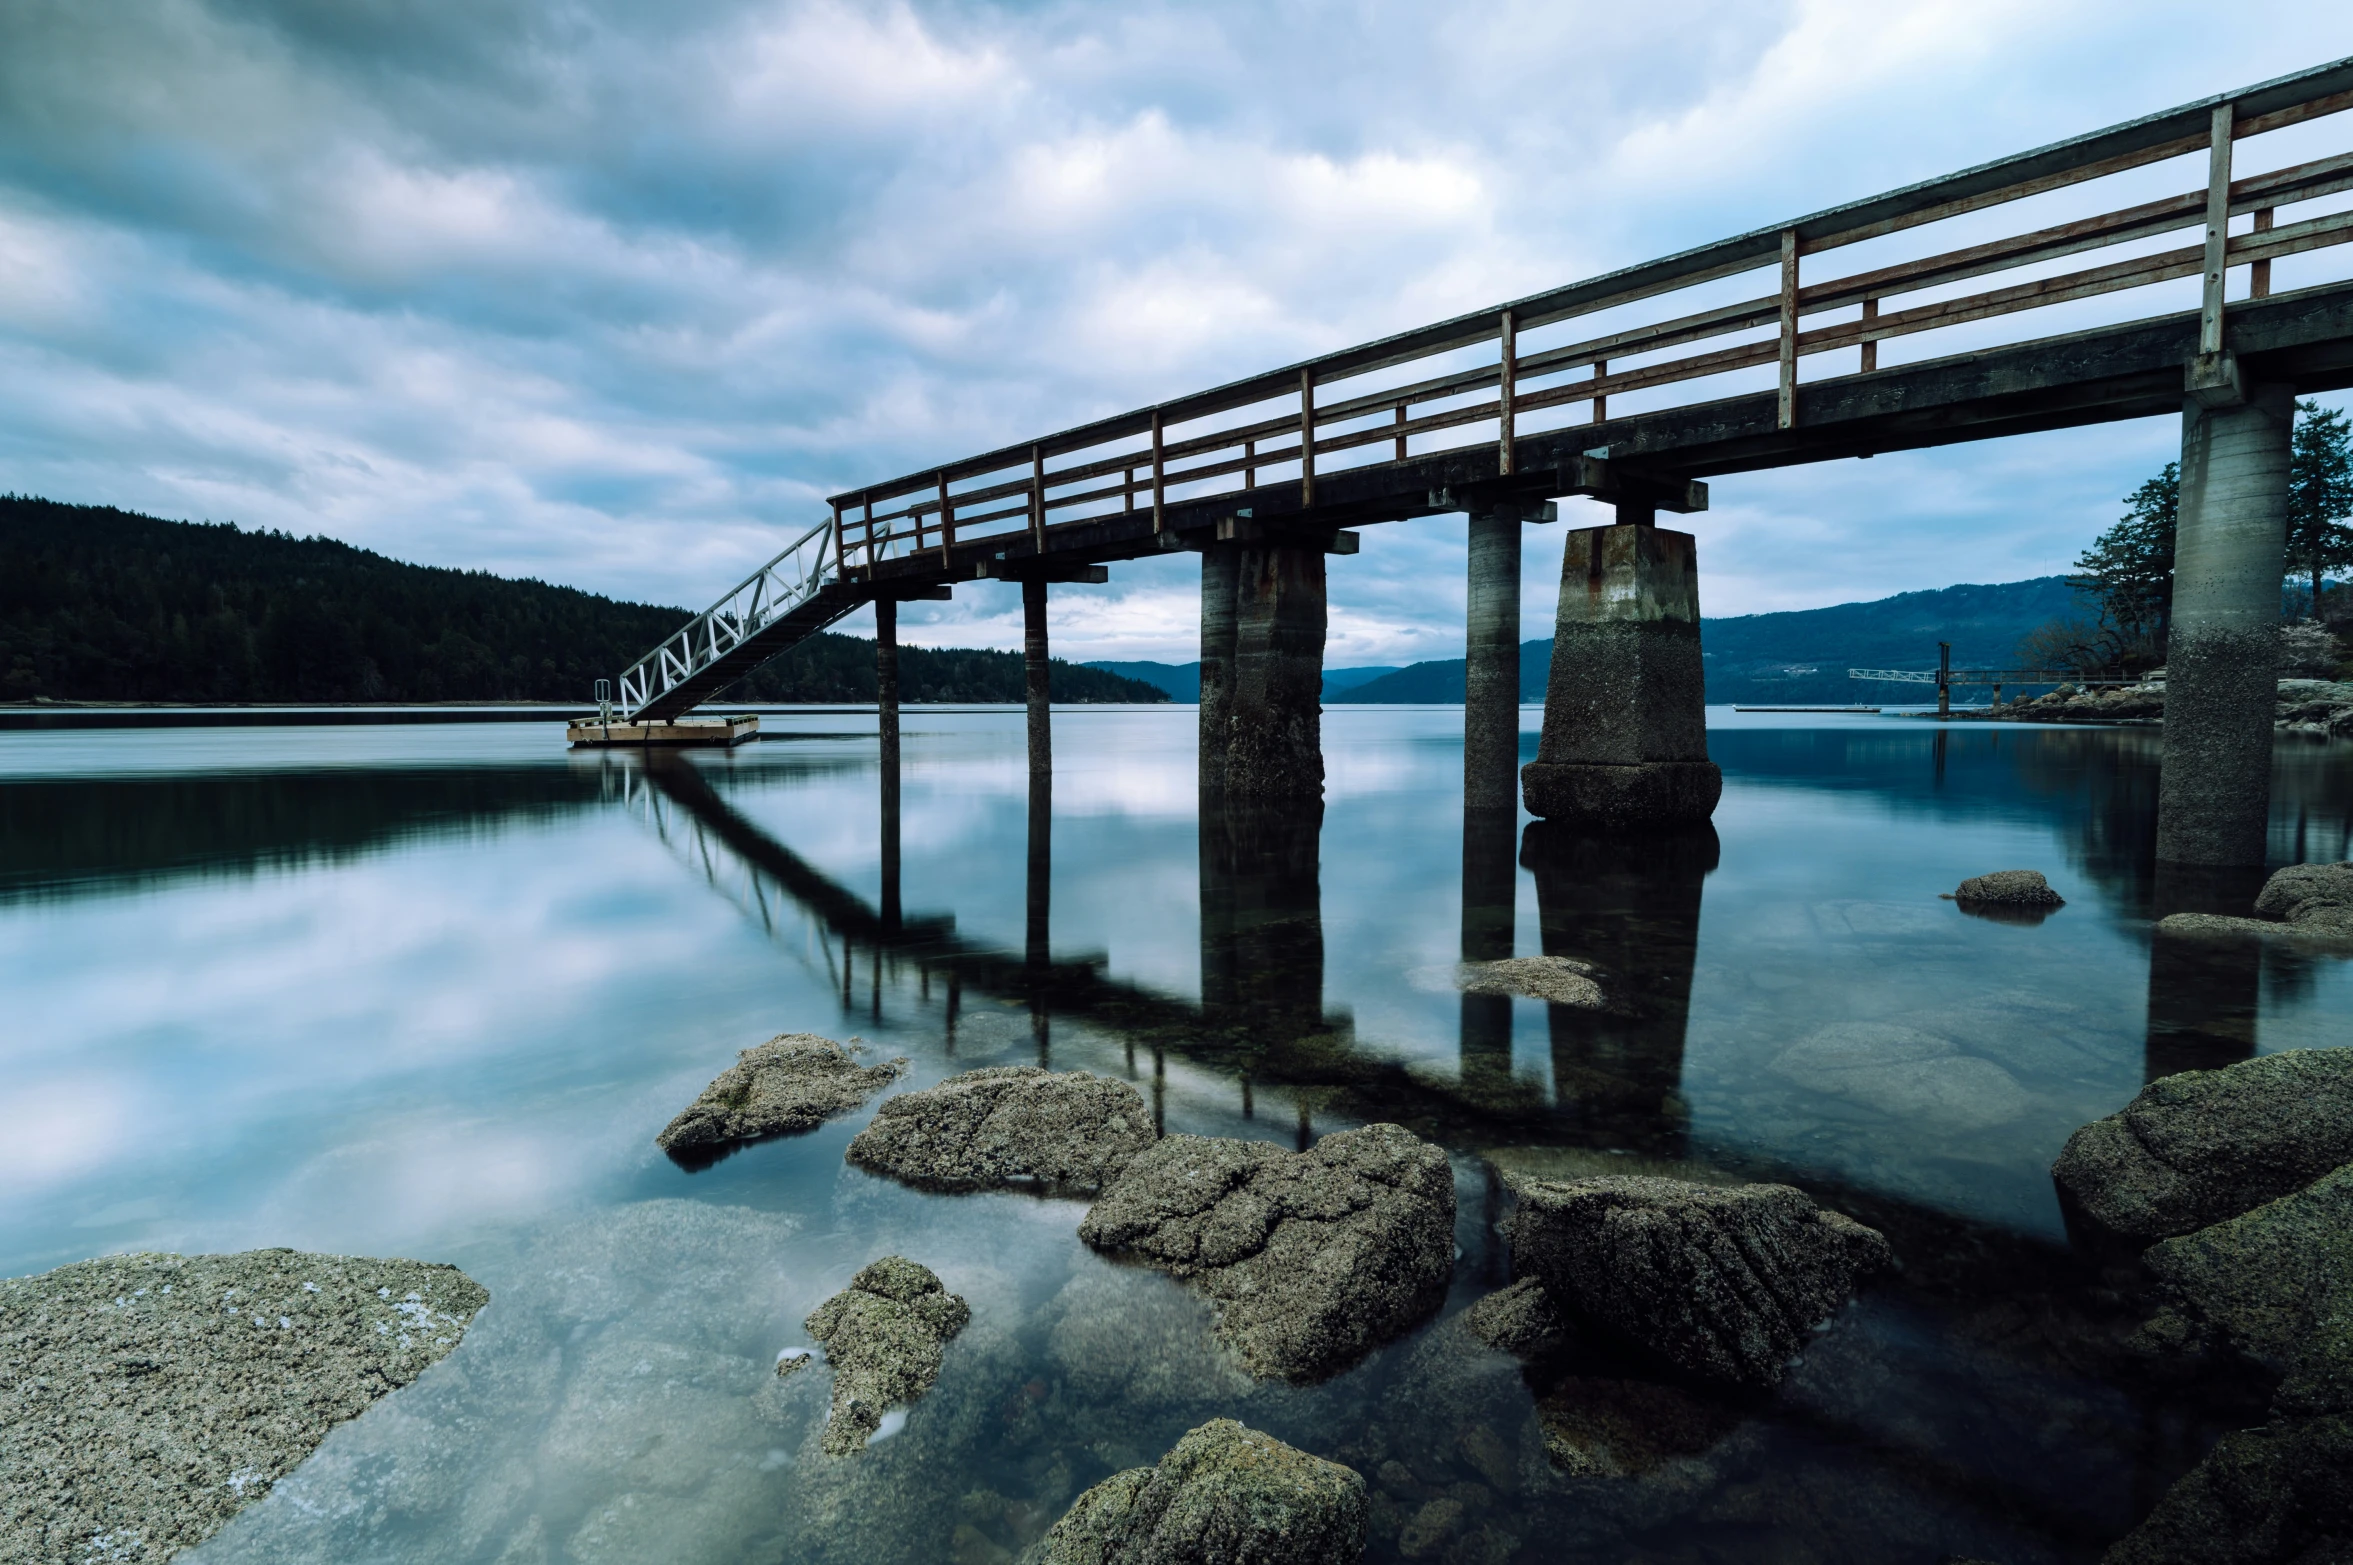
[0,1074,134,1193]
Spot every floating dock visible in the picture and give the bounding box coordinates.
[567,714,758,748]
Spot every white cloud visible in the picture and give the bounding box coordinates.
[1,0,2349,660]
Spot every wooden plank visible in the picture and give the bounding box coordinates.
[1498,308,1517,475]
[1151,410,1166,533]
[2202,102,2235,358]
[1031,446,1045,551]
[1778,229,1800,430]
[1300,367,1316,506]
[2254,207,2276,298]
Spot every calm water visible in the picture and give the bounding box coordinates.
[4,707,2349,1564]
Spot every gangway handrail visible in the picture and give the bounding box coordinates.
[617,518,838,717]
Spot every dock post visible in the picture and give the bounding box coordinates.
[877,598,901,927]
[1465,510,1523,813]
[2156,381,2293,866]
[1023,579,1052,1002]
[1199,543,1240,793]
[1521,518,1720,826]
[1226,543,1326,800]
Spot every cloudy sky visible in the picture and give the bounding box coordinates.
[2,2,2349,665]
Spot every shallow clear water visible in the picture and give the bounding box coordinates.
[4,706,2349,1564]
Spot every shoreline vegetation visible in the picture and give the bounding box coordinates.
[0,496,1166,707]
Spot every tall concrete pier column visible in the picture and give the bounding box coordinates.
[1521,522,1721,826]
[1225,543,1327,800]
[876,598,901,927]
[1199,543,1240,792]
[1464,511,1522,813]
[2155,382,2293,866]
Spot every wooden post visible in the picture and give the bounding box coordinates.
[1937,640,1951,718]
[2252,207,2275,300]
[831,500,845,577]
[2200,102,2234,359]
[862,493,875,574]
[1861,298,1879,373]
[1394,403,1407,462]
[877,596,901,927]
[1125,465,1134,513]
[1498,308,1517,476]
[1299,367,1316,507]
[1244,438,1256,490]
[937,471,954,567]
[1592,358,1606,424]
[1151,409,1166,533]
[1031,445,1045,552]
[1777,228,1800,430]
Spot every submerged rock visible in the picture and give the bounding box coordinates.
[1077,1124,1456,1382]
[803,1256,970,1455]
[0,1248,487,1563]
[1536,1376,1743,1479]
[2101,1414,2353,1565]
[1953,869,2065,908]
[845,1066,1157,1194]
[1453,956,1603,1007]
[1462,1277,1575,1361]
[1024,1418,1367,1564]
[2052,1049,2353,1240]
[1767,1022,2031,1131]
[1505,1176,1891,1390]
[656,1033,906,1154]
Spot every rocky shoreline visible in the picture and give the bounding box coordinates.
[1926,676,2353,734]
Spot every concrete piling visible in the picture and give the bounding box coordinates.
[1225,543,1327,800]
[1458,802,1517,1095]
[2155,382,2293,866]
[1521,522,1721,826]
[1199,543,1239,793]
[1464,512,1523,813]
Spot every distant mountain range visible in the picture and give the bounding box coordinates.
[1089,577,2084,706]
[1084,661,1400,702]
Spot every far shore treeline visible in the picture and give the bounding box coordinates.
[0,497,1167,706]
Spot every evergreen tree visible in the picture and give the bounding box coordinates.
[2288,402,2353,614]
[2066,463,2177,669]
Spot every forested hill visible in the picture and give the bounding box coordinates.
[1327,577,2084,705]
[0,497,1166,705]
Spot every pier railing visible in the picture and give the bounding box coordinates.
[829,58,2353,570]
[616,519,835,715]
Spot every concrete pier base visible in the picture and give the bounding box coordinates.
[1199,543,1239,793]
[1225,543,1327,800]
[1464,512,1522,813]
[2156,381,2293,866]
[1521,523,1719,825]
[1023,579,1052,978]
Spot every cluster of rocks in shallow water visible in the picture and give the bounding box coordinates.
[2053,1047,2353,1562]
